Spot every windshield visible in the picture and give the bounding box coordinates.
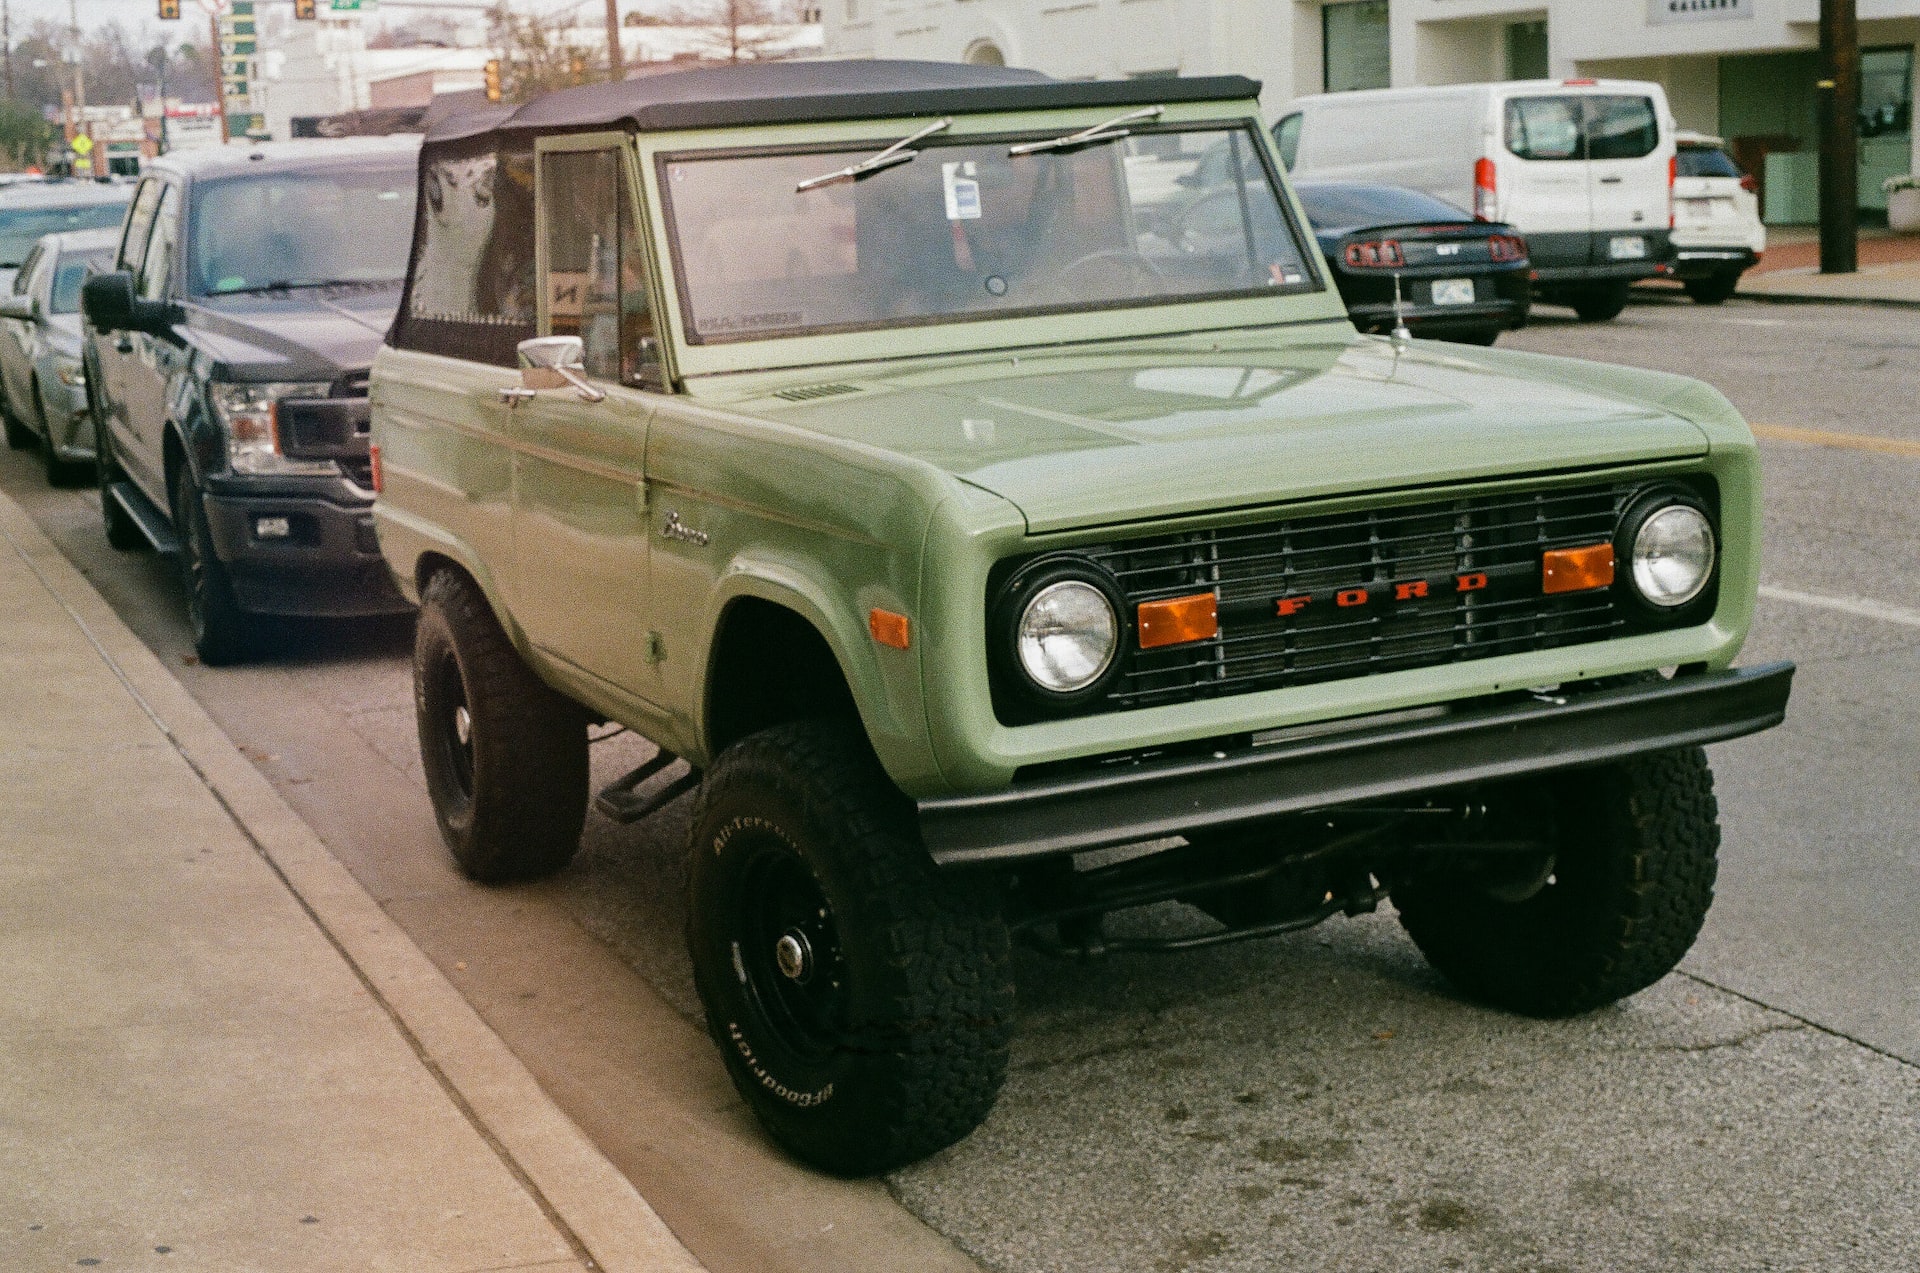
[660,125,1316,344]
[1294,183,1471,231]
[0,202,128,268]
[189,164,417,296]
[49,248,115,313]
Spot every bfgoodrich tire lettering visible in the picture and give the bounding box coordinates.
[414,568,587,882]
[1392,747,1720,1017]
[685,720,1014,1176]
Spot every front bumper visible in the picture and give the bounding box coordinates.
[202,488,411,617]
[918,662,1792,867]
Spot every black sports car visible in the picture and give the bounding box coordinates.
[1294,181,1531,346]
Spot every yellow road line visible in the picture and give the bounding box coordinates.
[1752,422,1920,458]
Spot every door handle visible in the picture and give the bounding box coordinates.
[1599,176,1624,184]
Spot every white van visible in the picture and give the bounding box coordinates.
[1276,79,1677,322]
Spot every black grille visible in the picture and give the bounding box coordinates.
[1079,482,1639,713]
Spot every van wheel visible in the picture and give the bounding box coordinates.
[171,463,253,666]
[685,720,1014,1176]
[415,568,587,882]
[1683,271,1741,305]
[1392,747,1719,1017]
[1568,281,1631,322]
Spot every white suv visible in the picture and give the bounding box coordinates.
[1664,131,1765,305]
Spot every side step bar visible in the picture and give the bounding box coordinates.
[594,749,700,825]
[106,480,180,555]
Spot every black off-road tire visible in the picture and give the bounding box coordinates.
[1392,747,1719,1018]
[686,720,1015,1176]
[171,462,253,666]
[95,412,142,550]
[1569,280,1632,322]
[414,568,587,883]
[1683,271,1741,305]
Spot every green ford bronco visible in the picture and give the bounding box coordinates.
[371,60,1792,1175]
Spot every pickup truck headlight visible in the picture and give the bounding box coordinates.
[1625,499,1716,609]
[209,381,336,477]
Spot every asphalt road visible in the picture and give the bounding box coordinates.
[5,292,1917,1272]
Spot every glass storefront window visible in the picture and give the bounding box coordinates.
[1860,48,1912,140]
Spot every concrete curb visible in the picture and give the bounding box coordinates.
[1736,287,1920,310]
[0,489,703,1273]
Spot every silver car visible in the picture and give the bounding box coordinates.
[0,227,120,484]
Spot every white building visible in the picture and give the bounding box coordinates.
[825,0,1919,217]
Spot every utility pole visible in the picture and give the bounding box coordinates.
[604,0,622,81]
[1817,0,1858,275]
[209,8,228,144]
[4,0,14,102]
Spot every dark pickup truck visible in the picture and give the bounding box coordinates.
[81,136,420,662]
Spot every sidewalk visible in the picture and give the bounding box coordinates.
[1737,223,1920,305]
[0,489,702,1272]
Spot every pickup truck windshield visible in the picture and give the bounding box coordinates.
[661,125,1315,343]
[190,164,417,297]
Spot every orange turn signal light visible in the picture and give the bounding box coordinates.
[869,608,911,650]
[1137,592,1218,649]
[1542,543,1615,594]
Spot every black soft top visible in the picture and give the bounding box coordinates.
[423,59,1262,148]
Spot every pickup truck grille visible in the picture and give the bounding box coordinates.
[1082,481,1635,712]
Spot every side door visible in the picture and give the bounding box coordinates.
[95,179,163,490]
[2,244,43,418]
[1582,93,1669,261]
[119,182,185,507]
[1497,94,1591,273]
[511,134,667,705]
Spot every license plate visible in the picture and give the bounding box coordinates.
[1684,198,1716,216]
[1610,235,1648,260]
[1431,278,1476,306]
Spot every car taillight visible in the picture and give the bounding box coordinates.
[1488,233,1527,263]
[1668,154,1677,230]
[369,442,383,494]
[1474,157,1497,222]
[1740,172,1758,194]
[1344,240,1405,268]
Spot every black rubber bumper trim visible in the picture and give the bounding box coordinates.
[918,662,1794,868]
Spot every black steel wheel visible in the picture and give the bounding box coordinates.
[414,568,586,882]
[686,720,1014,1176]
[171,461,252,666]
[1683,271,1741,305]
[1392,747,1720,1018]
[1569,280,1631,322]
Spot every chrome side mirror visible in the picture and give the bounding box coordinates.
[516,335,606,403]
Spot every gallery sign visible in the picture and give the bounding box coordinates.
[1647,0,1751,23]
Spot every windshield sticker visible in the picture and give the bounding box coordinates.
[1268,263,1304,286]
[942,161,982,221]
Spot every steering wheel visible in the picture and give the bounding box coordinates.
[1050,249,1167,301]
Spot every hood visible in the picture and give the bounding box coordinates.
[181,284,400,382]
[45,313,83,357]
[752,336,1712,533]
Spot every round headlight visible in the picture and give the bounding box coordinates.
[1630,504,1716,608]
[1017,579,1118,694]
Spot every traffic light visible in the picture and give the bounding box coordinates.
[158,0,180,19]
[483,58,501,103]
[294,0,316,18]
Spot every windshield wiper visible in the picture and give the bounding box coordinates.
[218,278,397,296]
[1009,105,1165,157]
[796,117,951,193]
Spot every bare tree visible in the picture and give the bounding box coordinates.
[487,4,598,103]
[669,0,806,63]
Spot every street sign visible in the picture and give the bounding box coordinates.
[69,134,94,156]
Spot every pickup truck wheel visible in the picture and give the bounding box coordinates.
[37,383,86,487]
[685,720,1014,1176]
[171,464,253,666]
[1568,281,1631,322]
[414,569,586,882]
[1392,747,1719,1018]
